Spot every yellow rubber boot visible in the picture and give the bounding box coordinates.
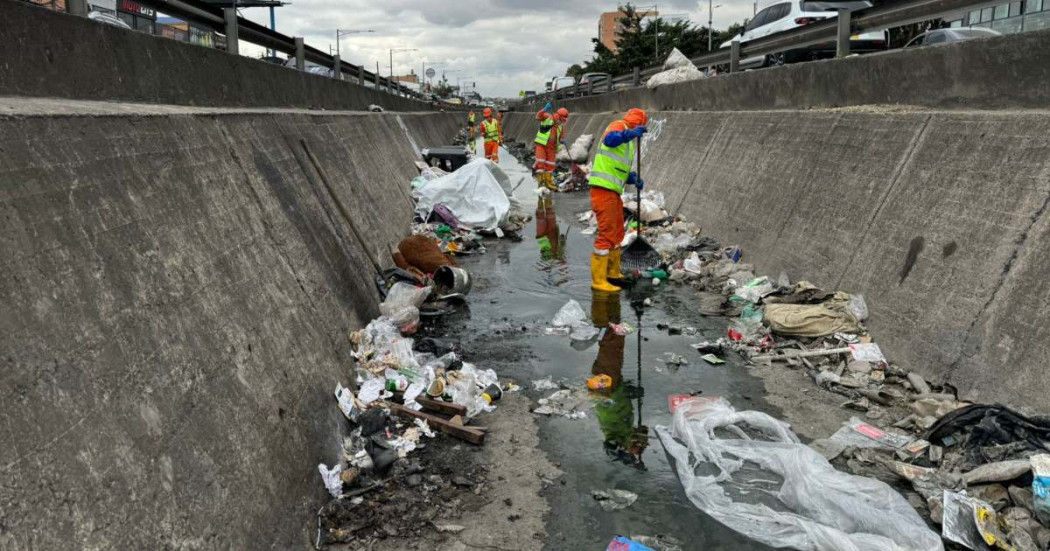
[545,173,559,192]
[607,247,625,280]
[591,253,622,292]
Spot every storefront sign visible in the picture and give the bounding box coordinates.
[120,0,155,18]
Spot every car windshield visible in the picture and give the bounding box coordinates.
[800,1,872,12]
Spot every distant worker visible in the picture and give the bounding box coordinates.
[480,107,502,163]
[534,105,570,191]
[588,108,648,292]
[467,110,477,142]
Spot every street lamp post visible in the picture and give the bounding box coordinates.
[336,29,374,60]
[708,1,723,52]
[389,48,419,95]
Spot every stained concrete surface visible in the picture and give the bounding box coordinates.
[0,100,459,550]
[500,109,1050,411]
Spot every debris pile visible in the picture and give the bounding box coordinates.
[315,309,511,545]
[640,224,1050,549]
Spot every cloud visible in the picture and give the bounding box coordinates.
[235,0,755,97]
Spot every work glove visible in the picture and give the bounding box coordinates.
[543,102,553,113]
[624,126,648,140]
[627,172,644,190]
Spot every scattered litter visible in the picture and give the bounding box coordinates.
[700,354,724,365]
[610,322,634,335]
[849,342,887,364]
[552,299,588,327]
[534,389,589,419]
[414,418,436,438]
[318,463,344,498]
[432,522,467,533]
[1033,455,1050,525]
[532,377,559,391]
[592,489,638,511]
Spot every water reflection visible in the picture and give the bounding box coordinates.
[590,289,649,470]
[535,193,569,286]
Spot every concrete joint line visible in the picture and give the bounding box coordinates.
[298,139,385,275]
[833,114,933,289]
[672,116,731,217]
[948,186,1050,371]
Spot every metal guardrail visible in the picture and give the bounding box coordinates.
[63,0,428,100]
[532,0,1006,104]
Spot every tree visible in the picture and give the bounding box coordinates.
[432,76,453,98]
[565,64,585,79]
[575,4,748,76]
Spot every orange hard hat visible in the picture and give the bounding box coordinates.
[623,108,648,128]
[483,107,492,117]
[557,107,569,118]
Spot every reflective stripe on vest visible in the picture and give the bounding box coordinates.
[482,119,500,141]
[588,122,634,194]
[534,119,554,146]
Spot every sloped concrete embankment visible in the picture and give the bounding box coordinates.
[502,109,1050,411]
[0,105,459,549]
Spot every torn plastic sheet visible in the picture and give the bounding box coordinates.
[318,463,344,498]
[655,397,942,551]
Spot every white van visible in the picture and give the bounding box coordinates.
[721,0,888,70]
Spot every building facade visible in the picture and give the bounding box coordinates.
[945,0,1050,33]
[598,8,658,52]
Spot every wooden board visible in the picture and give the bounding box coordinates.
[387,403,486,445]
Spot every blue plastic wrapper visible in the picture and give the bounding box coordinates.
[606,536,655,551]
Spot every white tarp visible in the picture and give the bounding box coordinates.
[647,48,705,89]
[413,159,514,230]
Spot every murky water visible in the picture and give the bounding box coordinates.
[438,145,779,550]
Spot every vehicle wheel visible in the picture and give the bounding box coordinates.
[765,52,786,67]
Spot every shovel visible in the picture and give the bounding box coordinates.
[620,137,662,273]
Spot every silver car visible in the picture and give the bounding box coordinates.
[903,27,1001,48]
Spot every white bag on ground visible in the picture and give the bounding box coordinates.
[556,134,594,163]
[413,159,514,229]
[552,299,588,327]
[655,397,943,551]
[647,48,705,89]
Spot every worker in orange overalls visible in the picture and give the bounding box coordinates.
[479,107,502,163]
[533,106,568,191]
[588,108,648,292]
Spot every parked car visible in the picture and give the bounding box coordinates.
[720,0,887,70]
[903,27,1001,48]
[88,11,132,30]
[550,76,577,96]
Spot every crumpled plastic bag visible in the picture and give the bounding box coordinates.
[557,134,594,163]
[655,397,943,551]
[683,252,703,274]
[552,299,588,328]
[647,48,704,89]
[318,463,343,498]
[379,283,431,334]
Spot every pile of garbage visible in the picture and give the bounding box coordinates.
[315,303,512,544]
[639,226,1050,549]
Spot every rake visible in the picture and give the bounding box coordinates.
[620,137,662,273]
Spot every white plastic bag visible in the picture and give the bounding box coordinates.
[684,252,703,274]
[646,49,704,89]
[556,134,594,163]
[655,397,943,551]
[848,294,869,322]
[318,463,344,498]
[552,299,588,328]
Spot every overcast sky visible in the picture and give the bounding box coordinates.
[237,0,757,97]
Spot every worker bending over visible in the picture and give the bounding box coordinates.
[588,108,648,292]
[533,105,570,191]
[480,108,502,163]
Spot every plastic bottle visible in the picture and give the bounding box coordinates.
[385,379,409,392]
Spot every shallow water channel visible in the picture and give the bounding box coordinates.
[435,144,782,550]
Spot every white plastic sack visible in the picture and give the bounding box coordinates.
[662,48,694,70]
[647,49,703,90]
[413,159,513,229]
[655,397,943,551]
[556,134,594,163]
[684,252,703,274]
[380,283,431,315]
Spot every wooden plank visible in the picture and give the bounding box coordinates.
[387,403,486,445]
[391,391,468,417]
